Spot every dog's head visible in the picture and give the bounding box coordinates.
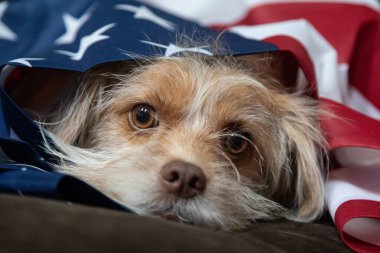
[46,54,326,230]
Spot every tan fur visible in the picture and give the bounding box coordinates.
[41,54,326,230]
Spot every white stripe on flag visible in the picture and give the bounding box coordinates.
[325,166,380,246]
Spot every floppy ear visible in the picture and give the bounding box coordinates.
[47,61,135,147]
[274,93,326,222]
[236,50,299,89]
[49,71,105,146]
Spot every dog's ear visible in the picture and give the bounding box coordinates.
[236,51,299,89]
[273,93,326,222]
[48,61,136,147]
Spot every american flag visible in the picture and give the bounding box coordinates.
[0,0,379,251]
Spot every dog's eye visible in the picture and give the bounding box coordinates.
[223,131,250,155]
[128,104,159,130]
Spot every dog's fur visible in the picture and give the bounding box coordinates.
[26,52,326,230]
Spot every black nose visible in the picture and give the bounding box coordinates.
[160,161,207,198]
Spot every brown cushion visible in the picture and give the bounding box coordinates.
[0,194,351,253]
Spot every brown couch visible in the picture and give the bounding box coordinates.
[0,194,351,253]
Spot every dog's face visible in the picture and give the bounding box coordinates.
[46,55,325,230]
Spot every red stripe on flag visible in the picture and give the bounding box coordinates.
[349,19,380,110]
[335,199,380,253]
[321,98,380,150]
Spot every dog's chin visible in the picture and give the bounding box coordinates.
[123,194,225,229]
[153,210,193,224]
[124,190,284,231]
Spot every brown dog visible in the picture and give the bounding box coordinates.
[8,52,326,230]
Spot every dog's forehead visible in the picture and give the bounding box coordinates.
[124,58,273,127]
[144,59,265,97]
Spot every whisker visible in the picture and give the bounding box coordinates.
[215,147,241,182]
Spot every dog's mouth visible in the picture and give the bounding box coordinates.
[153,210,194,225]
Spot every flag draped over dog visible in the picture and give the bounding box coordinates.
[0,0,379,251]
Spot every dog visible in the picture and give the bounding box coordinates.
[8,51,327,230]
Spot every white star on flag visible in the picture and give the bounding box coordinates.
[55,4,96,45]
[0,2,18,41]
[9,58,44,67]
[140,40,213,56]
[115,4,176,31]
[55,23,116,61]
